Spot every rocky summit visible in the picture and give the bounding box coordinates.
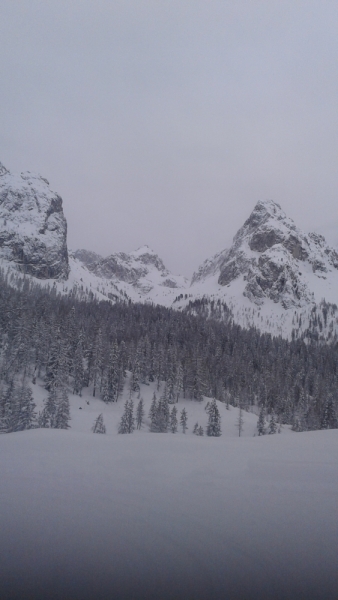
[192,199,338,310]
[0,162,69,279]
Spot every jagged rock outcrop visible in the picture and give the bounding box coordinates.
[192,199,338,309]
[71,249,103,270]
[77,245,185,290]
[0,162,69,279]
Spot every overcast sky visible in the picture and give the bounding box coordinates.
[1,1,338,276]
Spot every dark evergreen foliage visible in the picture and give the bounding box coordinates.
[206,399,221,437]
[0,267,338,433]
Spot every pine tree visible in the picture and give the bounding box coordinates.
[198,426,204,436]
[170,406,178,433]
[130,355,141,395]
[321,396,337,429]
[45,328,68,392]
[91,328,103,397]
[180,408,188,433]
[148,392,158,424]
[206,398,221,437]
[136,397,145,430]
[92,413,106,433]
[0,382,36,432]
[101,376,110,403]
[193,422,199,435]
[175,362,184,402]
[54,387,70,429]
[257,407,266,436]
[269,412,277,434]
[43,387,57,428]
[37,407,50,428]
[150,389,169,432]
[107,341,120,402]
[236,405,244,437]
[12,384,36,431]
[118,398,135,434]
[72,334,84,396]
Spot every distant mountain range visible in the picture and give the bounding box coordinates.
[1,160,338,340]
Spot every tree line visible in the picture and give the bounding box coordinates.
[0,267,337,433]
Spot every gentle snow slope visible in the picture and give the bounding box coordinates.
[0,385,337,600]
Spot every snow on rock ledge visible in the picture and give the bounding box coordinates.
[0,162,69,279]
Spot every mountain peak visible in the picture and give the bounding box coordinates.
[0,163,69,279]
[131,245,156,257]
[240,199,287,235]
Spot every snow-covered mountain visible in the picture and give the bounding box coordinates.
[0,162,69,279]
[191,199,338,308]
[180,199,338,338]
[70,245,189,305]
[1,160,338,339]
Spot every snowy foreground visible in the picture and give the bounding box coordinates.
[1,384,338,600]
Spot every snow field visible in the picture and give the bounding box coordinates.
[0,379,337,599]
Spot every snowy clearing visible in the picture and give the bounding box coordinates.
[0,381,337,599]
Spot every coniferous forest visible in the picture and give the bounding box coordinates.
[0,266,337,435]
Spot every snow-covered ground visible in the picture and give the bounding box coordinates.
[0,380,337,599]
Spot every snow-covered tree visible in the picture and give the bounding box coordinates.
[207,399,221,437]
[118,398,135,434]
[150,389,169,433]
[148,392,158,423]
[321,396,337,429]
[180,408,188,433]
[268,412,277,434]
[92,413,106,433]
[236,405,244,437]
[257,407,266,436]
[72,333,84,396]
[54,387,70,429]
[170,406,178,433]
[136,397,145,430]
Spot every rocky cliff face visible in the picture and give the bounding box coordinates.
[192,199,338,309]
[0,162,69,279]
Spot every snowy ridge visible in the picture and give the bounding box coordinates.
[70,244,189,306]
[1,160,338,339]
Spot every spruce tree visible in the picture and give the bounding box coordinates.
[136,397,145,430]
[236,405,244,437]
[257,407,266,436]
[170,406,178,433]
[150,389,169,432]
[206,398,221,437]
[12,384,36,431]
[54,387,71,429]
[118,398,135,434]
[180,408,188,433]
[148,392,158,425]
[269,412,277,434]
[72,334,84,396]
[92,413,106,433]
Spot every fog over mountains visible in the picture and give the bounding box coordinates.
[1,161,338,339]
